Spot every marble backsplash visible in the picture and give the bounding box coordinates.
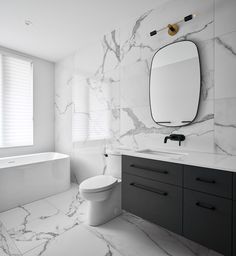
[55,0,236,183]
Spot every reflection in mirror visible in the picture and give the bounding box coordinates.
[150,41,200,127]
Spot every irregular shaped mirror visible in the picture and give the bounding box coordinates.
[150,41,200,127]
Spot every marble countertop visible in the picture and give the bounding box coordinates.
[108,148,236,173]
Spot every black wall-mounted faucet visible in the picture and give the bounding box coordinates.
[164,134,185,146]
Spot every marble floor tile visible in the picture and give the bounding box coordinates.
[21,214,223,256]
[119,212,222,256]
[23,225,123,256]
[87,214,172,256]
[0,184,223,256]
[0,222,21,256]
[0,200,59,231]
[46,183,87,223]
[8,212,76,255]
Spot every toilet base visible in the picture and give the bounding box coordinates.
[86,182,122,226]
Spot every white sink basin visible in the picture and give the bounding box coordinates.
[136,149,188,159]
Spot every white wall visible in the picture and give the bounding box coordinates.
[0,46,55,157]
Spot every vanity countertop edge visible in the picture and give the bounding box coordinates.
[113,149,236,173]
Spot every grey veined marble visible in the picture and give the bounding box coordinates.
[54,0,236,190]
[215,98,236,155]
[0,184,222,256]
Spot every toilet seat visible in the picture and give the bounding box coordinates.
[79,175,117,193]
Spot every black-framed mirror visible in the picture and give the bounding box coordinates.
[150,41,201,127]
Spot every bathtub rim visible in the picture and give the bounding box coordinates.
[0,152,70,169]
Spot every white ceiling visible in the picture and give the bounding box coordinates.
[0,0,168,62]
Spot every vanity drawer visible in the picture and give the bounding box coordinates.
[234,173,236,201]
[233,201,236,256]
[184,165,233,198]
[122,173,182,234]
[183,189,232,256]
[122,155,183,186]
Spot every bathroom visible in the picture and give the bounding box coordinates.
[0,0,236,255]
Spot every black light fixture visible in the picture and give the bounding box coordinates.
[150,14,196,37]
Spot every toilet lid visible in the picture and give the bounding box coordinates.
[79,175,118,193]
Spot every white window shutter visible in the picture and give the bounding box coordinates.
[0,53,33,147]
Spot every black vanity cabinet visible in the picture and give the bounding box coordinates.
[122,156,183,234]
[233,174,236,256]
[122,173,182,234]
[183,165,233,256]
[183,189,232,256]
[122,155,235,256]
[234,173,236,201]
[122,155,183,186]
[234,201,236,256]
[183,165,233,198]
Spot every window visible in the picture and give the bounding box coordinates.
[72,76,111,142]
[0,52,33,148]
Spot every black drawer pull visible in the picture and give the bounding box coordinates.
[130,164,168,174]
[195,177,216,184]
[196,201,216,211]
[130,182,168,196]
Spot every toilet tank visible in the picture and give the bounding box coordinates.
[105,151,121,179]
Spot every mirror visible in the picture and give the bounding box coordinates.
[150,41,200,127]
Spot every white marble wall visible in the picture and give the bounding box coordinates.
[55,0,236,183]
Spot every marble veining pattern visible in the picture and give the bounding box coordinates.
[214,98,236,155]
[215,37,236,56]
[55,0,236,189]
[0,223,21,256]
[120,9,153,66]
[48,1,236,255]
[215,31,236,99]
[0,184,222,256]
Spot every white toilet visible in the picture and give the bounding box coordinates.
[79,152,122,226]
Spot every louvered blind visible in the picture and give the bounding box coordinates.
[0,52,33,147]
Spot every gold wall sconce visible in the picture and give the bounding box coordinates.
[167,24,179,36]
[150,14,196,37]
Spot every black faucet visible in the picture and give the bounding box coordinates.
[164,134,185,146]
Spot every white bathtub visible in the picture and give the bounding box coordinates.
[0,152,70,212]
